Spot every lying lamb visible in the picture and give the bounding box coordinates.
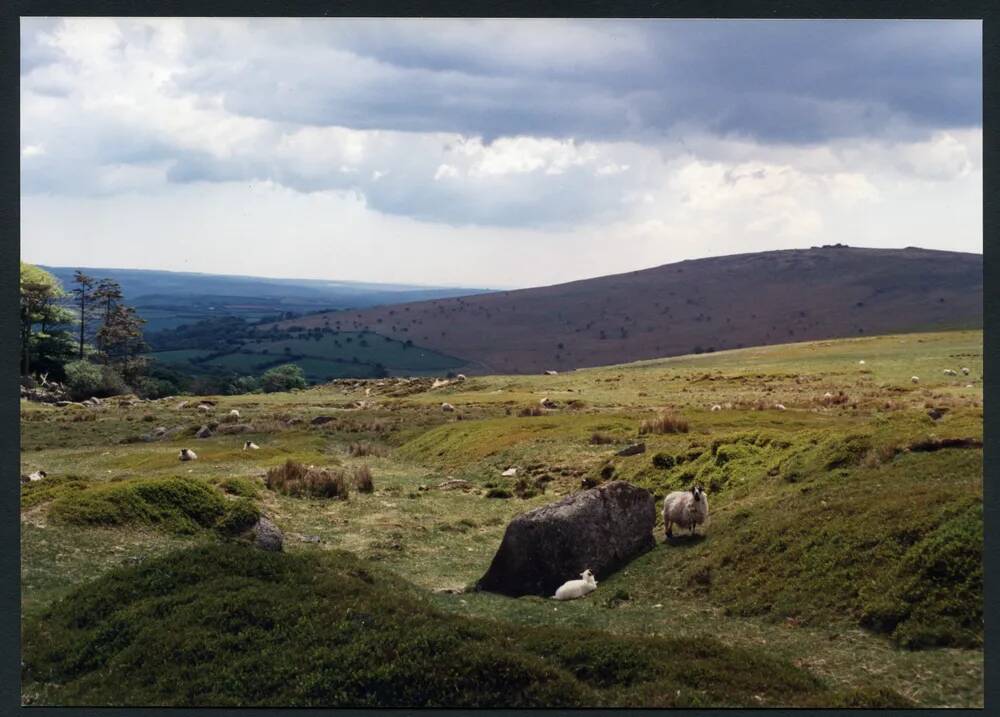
[553,569,597,600]
[243,441,260,450]
[911,376,920,384]
[710,404,722,412]
[229,409,240,418]
[179,448,197,461]
[662,486,709,539]
[20,470,47,483]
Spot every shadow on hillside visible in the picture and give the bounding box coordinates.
[662,533,707,548]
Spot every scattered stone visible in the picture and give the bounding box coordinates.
[197,404,213,412]
[477,481,656,597]
[195,425,212,439]
[253,517,283,552]
[438,479,472,491]
[616,442,646,457]
[545,370,558,376]
[927,408,946,421]
[441,402,456,412]
[299,534,321,543]
[501,467,518,477]
[539,397,557,409]
[176,401,189,409]
[310,415,335,426]
[152,426,168,437]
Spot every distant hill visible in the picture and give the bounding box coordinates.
[40,265,490,332]
[272,246,983,374]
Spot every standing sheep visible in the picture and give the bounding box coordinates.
[662,486,709,539]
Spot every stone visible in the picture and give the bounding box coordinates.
[616,442,646,457]
[310,415,335,425]
[477,480,656,597]
[438,479,472,491]
[195,425,212,438]
[253,517,284,551]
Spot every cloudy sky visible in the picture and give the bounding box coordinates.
[20,18,982,288]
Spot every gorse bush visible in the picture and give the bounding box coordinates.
[20,544,911,707]
[639,412,689,435]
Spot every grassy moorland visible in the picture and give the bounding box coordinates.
[20,329,983,707]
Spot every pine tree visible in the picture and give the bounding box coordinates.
[93,278,123,360]
[97,305,148,383]
[71,271,97,359]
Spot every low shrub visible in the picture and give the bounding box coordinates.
[219,476,260,499]
[352,465,375,494]
[652,453,676,469]
[47,476,258,536]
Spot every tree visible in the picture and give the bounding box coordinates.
[19,263,74,376]
[93,278,123,358]
[71,271,97,359]
[260,364,307,393]
[97,305,148,383]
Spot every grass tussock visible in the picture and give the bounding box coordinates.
[47,476,259,536]
[589,432,616,445]
[265,459,354,500]
[348,441,386,457]
[352,465,375,493]
[20,543,910,708]
[518,405,545,417]
[639,412,689,435]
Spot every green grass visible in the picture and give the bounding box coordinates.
[20,329,984,707]
[21,543,907,708]
[46,476,259,537]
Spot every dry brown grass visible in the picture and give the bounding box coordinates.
[639,412,689,435]
[348,442,385,457]
[352,465,375,493]
[265,459,349,500]
[518,405,545,417]
[589,431,616,445]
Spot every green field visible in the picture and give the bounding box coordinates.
[21,330,983,707]
[149,330,470,381]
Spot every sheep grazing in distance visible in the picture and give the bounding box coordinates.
[553,569,597,600]
[501,467,518,477]
[243,441,260,451]
[178,448,197,461]
[911,376,920,384]
[943,369,958,376]
[455,374,467,381]
[229,409,240,418]
[197,404,213,412]
[441,402,455,412]
[662,486,709,539]
[823,392,834,399]
[710,404,722,412]
[539,397,557,408]
[962,367,971,375]
[858,360,866,365]
[774,403,787,411]
[545,370,559,376]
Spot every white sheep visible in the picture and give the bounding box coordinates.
[662,486,709,539]
[197,404,213,412]
[243,441,260,450]
[545,370,559,376]
[553,569,597,600]
[22,470,47,483]
[441,402,455,412]
[179,448,197,461]
[911,376,920,384]
[501,467,518,477]
[455,374,467,381]
[823,392,834,399]
[962,367,971,375]
[540,397,557,408]
[229,409,240,418]
[710,404,722,412]
[774,403,787,411]
[858,360,866,365]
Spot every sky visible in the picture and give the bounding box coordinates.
[20,18,982,289]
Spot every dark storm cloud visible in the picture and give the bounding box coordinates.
[175,19,980,144]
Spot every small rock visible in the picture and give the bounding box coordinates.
[253,517,284,551]
[501,467,518,477]
[539,397,557,408]
[927,408,945,421]
[300,534,321,543]
[310,415,335,426]
[195,425,212,439]
[616,443,646,457]
[545,370,558,376]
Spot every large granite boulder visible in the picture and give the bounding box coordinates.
[253,517,284,552]
[477,480,656,597]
